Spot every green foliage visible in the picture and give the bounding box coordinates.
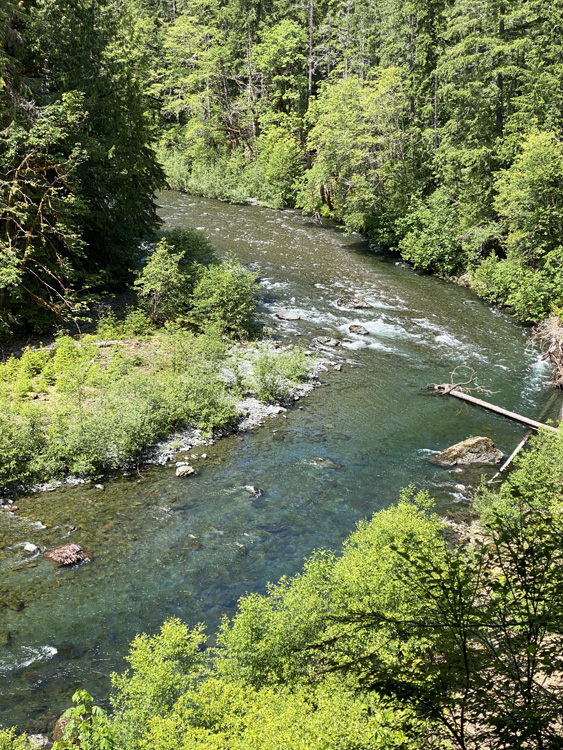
[298,72,414,238]
[315,487,563,748]
[475,429,563,526]
[494,130,563,267]
[0,0,163,332]
[0,326,238,486]
[471,254,563,323]
[256,127,306,208]
[54,689,113,750]
[110,618,207,750]
[249,346,309,402]
[397,189,463,275]
[190,256,258,337]
[135,239,192,323]
[0,728,30,750]
[138,676,422,750]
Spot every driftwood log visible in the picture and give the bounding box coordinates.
[435,385,558,433]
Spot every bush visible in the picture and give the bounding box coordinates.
[250,347,309,402]
[191,256,258,337]
[396,189,463,275]
[471,253,563,322]
[0,729,30,750]
[134,238,192,324]
[256,127,305,208]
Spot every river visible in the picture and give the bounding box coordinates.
[0,192,558,732]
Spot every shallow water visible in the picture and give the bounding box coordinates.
[0,192,559,731]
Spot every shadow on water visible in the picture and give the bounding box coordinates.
[0,191,560,732]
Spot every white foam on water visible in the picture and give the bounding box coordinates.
[260,278,290,290]
[339,317,413,340]
[411,318,490,363]
[0,646,58,675]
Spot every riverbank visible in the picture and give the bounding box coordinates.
[0,328,326,502]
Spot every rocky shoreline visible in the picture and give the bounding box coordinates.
[0,338,333,506]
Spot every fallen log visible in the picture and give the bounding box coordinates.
[435,385,559,433]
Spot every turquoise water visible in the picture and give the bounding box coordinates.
[0,192,558,732]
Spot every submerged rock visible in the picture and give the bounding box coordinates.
[337,297,372,309]
[43,544,91,566]
[0,590,24,610]
[176,464,196,477]
[243,485,263,497]
[349,324,369,335]
[0,630,11,645]
[431,436,503,466]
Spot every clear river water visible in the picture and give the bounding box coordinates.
[0,191,560,732]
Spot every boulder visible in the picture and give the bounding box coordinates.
[176,464,195,477]
[275,311,301,320]
[53,716,71,744]
[349,324,369,335]
[314,336,339,347]
[43,544,91,566]
[28,735,53,750]
[431,436,503,466]
[336,297,372,309]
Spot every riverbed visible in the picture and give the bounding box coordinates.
[0,192,558,732]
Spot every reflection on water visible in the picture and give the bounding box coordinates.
[0,192,558,731]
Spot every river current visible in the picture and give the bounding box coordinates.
[0,192,558,731]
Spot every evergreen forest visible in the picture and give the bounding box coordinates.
[3,0,563,328]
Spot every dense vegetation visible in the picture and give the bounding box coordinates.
[0,0,162,333]
[0,227,310,490]
[131,0,563,323]
[2,430,562,749]
[3,0,563,328]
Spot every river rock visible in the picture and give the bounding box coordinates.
[0,590,24,610]
[0,630,11,645]
[43,544,91,566]
[53,716,71,744]
[243,485,263,497]
[349,324,369,335]
[431,436,503,466]
[28,735,53,749]
[275,311,301,321]
[336,297,372,309]
[176,464,195,477]
[314,336,339,347]
[23,542,40,555]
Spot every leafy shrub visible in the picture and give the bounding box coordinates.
[134,239,192,324]
[396,189,463,275]
[54,690,113,750]
[0,729,30,750]
[191,256,258,337]
[0,327,237,485]
[250,347,309,402]
[471,253,563,322]
[110,619,207,750]
[256,127,305,208]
